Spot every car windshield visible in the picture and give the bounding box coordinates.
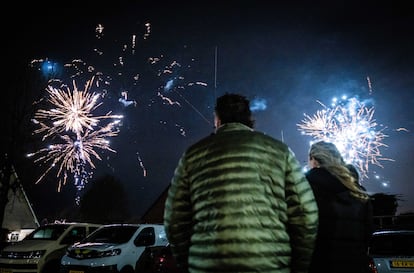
[82,225,139,244]
[25,224,69,240]
[369,231,414,255]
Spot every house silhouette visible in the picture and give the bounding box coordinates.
[140,186,169,224]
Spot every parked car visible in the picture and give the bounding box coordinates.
[0,222,101,273]
[60,223,168,273]
[135,244,180,273]
[367,229,414,273]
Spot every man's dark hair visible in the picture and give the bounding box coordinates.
[215,93,254,128]
[346,163,367,190]
[346,163,360,181]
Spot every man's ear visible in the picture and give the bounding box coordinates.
[214,113,221,128]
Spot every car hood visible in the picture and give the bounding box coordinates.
[69,242,122,251]
[3,240,56,251]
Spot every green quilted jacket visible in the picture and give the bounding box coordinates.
[164,123,318,273]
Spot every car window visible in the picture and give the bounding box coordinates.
[89,226,100,234]
[25,225,69,240]
[134,227,155,246]
[369,232,414,255]
[61,227,87,244]
[83,225,139,244]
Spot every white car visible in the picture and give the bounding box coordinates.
[0,222,101,273]
[368,229,414,273]
[60,223,168,273]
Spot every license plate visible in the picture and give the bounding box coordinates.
[0,268,12,273]
[69,270,84,273]
[391,260,414,268]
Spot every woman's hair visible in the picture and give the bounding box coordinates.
[215,93,255,128]
[309,141,370,201]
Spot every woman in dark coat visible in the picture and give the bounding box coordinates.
[306,141,373,273]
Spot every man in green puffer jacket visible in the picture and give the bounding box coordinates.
[164,93,318,273]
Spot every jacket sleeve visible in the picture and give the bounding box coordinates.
[284,148,319,273]
[163,154,192,271]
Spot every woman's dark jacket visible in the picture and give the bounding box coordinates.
[306,167,374,273]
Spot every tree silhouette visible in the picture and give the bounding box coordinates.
[1,62,47,230]
[78,174,131,224]
[371,193,400,216]
[371,193,403,229]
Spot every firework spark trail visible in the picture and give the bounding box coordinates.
[29,77,123,198]
[298,96,390,179]
[136,152,147,177]
[367,76,373,94]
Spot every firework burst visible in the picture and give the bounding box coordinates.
[28,19,209,199]
[298,96,391,179]
[28,77,123,201]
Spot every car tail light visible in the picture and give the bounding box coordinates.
[368,257,378,273]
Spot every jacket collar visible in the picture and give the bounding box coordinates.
[215,122,253,134]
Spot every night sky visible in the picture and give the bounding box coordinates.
[3,1,414,221]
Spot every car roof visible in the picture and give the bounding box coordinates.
[100,223,140,226]
[91,224,165,234]
[41,222,101,227]
[97,223,163,227]
[372,229,414,236]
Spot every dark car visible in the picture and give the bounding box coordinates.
[135,244,181,273]
[367,229,414,273]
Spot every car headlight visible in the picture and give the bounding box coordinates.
[0,250,46,259]
[99,248,122,257]
[30,250,46,258]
